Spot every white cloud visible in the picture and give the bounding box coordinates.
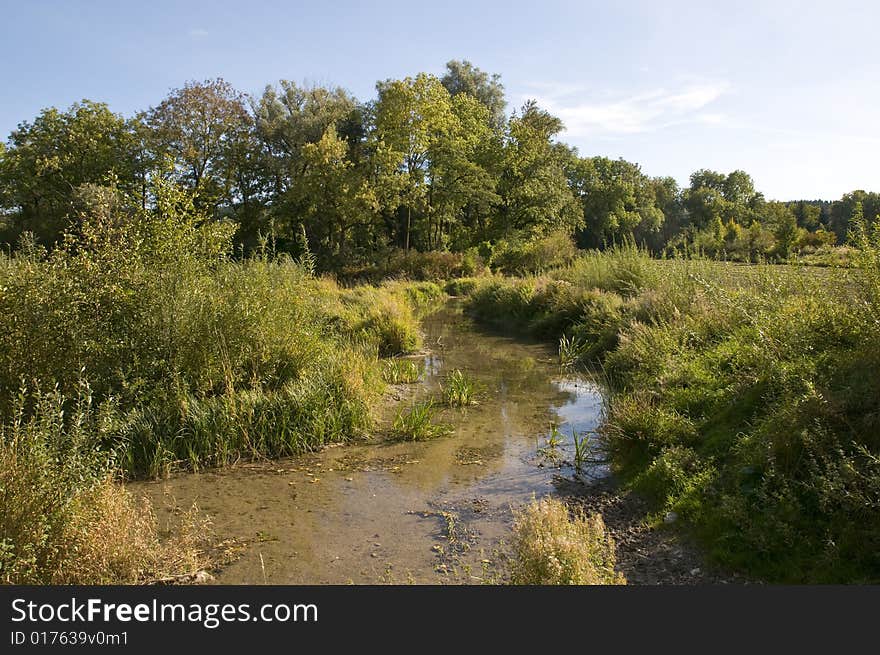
[522,81,731,137]
[188,28,209,38]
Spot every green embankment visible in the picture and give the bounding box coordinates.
[463,244,880,583]
[0,183,443,583]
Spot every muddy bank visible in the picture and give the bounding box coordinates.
[555,477,751,584]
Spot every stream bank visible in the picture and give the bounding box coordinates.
[136,300,727,584]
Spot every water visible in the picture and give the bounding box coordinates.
[134,301,608,583]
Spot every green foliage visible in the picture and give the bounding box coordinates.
[441,59,506,128]
[383,358,424,384]
[390,400,452,441]
[0,181,435,477]
[0,384,207,583]
[0,100,140,244]
[461,244,880,582]
[568,156,664,248]
[441,369,480,406]
[144,79,253,213]
[443,276,483,296]
[342,248,486,282]
[496,101,582,239]
[491,231,577,275]
[2,70,869,269]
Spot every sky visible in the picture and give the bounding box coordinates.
[1,0,878,200]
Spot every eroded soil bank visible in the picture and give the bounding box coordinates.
[134,301,725,584]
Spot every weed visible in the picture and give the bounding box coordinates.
[509,496,625,585]
[382,358,424,384]
[390,400,452,441]
[572,429,591,473]
[442,369,480,406]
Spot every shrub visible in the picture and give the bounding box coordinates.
[0,183,444,476]
[443,277,483,296]
[492,231,578,275]
[0,385,207,584]
[341,248,486,282]
[509,497,625,585]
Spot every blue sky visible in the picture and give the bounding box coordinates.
[1,0,877,200]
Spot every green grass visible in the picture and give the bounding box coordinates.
[441,369,480,407]
[462,242,880,582]
[382,358,424,384]
[390,400,452,441]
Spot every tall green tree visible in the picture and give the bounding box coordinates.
[831,191,880,241]
[290,126,379,265]
[683,169,764,230]
[441,59,506,128]
[567,155,664,248]
[425,93,502,249]
[373,73,459,250]
[254,81,363,194]
[144,79,253,213]
[0,100,140,243]
[496,101,581,239]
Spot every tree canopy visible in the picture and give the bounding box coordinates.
[0,62,872,266]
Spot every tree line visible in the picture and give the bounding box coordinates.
[0,60,875,270]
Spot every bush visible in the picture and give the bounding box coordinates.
[0,182,440,476]
[509,497,625,585]
[340,248,486,282]
[443,277,483,296]
[491,231,578,275]
[0,385,207,584]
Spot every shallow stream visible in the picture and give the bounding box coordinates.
[135,301,608,583]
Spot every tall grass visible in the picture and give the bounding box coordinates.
[0,384,208,584]
[390,400,452,441]
[509,496,625,585]
[382,358,424,384]
[464,243,880,582]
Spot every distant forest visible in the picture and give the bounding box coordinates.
[1,60,876,271]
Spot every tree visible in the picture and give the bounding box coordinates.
[425,93,501,249]
[762,202,798,259]
[373,73,458,250]
[441,60,506,128]
[291,126,378,265]
[254,81,363,193]
[145,79,253,212]
[568,155,664,248]
[497,101,581,239]
[0,100,140,244]
[831,191,880,242]
[683,169,763,230]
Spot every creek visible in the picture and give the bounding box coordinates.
[134,301,608,583]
